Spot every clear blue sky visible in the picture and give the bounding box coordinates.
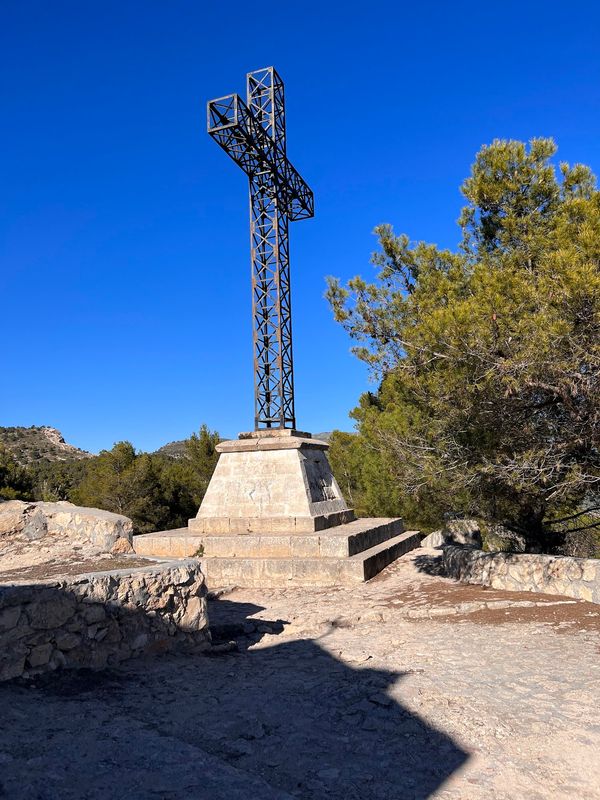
[2,1,599,453]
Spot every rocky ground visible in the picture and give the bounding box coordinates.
[1,548,599,799]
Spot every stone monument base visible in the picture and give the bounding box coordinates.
[134,429,420,586]
[189,429,355,534]
[134,519,420,587]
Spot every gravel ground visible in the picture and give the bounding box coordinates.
[0,556,154,582]
[0,548,599,799]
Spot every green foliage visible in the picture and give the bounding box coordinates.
[70,428,220,534]
[157,425,220,529]
[328,428,405,519]
[0,445,34,501]
[0,425,220,533]
[328,431,365,513]
[182,425,221,503]
[327,138,600,547]
[29,459,89,501]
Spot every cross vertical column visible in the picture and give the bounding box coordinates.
[207,66,313,431]
[247,67,295,429]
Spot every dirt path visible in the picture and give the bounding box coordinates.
[1,548,599,799]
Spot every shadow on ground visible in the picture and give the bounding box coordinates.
[0,595,469,800]
[412,552,446,577]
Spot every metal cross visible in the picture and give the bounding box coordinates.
[207,67,314,430]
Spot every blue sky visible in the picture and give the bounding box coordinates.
[2,1,599,453]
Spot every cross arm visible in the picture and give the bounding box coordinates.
[207,94,314,221]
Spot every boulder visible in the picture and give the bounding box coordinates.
[111,537,135,555]
[443,518,483,548]
[420,530,445,548]
[0,501,32,537]
[482,523,527,553]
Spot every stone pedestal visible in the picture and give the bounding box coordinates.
[189,430,354,534]
[134,429,420,586]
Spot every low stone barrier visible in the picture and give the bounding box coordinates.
[443,546,600,604]
[0,500,134,553]
[0,559,210,682]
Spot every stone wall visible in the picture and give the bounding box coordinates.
[443,546,600,604]
[0,560,210,682]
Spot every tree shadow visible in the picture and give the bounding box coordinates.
[0,592,469,800]
[412,552,446,577]
[208,597,289,648]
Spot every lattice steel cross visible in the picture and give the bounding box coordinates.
[207,67,314,430]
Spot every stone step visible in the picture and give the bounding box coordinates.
[133,518,404,560]
[134,528,201,558]
[200,531,421,587]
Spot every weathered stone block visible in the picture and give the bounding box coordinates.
[260,559,294,583]
[291,559,342,585]
[27,596,75,629]
[289,535,321,558]
[258,536,294,558]
[0,606,21,631]
[199,530,421,588]
[27,643,53,667]
[83,604,106,624]
[55,632,81,651]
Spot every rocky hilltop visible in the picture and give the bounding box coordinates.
[154,439,188,459]
[1,426,335,465]
[0,426,92,466]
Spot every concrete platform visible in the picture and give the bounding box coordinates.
[134,521,421,587]
[135,518,403,559]
[200,530,421,587]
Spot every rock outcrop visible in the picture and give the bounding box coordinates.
[420,520,483,549]
[0,501,134,574]
[443,518,483,548]
[0,426,91,465]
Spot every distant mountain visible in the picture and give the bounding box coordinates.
[0,426,338,467]
[154,439,188,459]
[0,426,92,466]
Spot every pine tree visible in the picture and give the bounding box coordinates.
[327,139,600,549]
[0,445,33,501]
